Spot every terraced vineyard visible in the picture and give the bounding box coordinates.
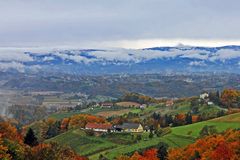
[46,129,118,156]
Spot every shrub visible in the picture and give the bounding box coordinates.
[85,130,94,136]
[199,125,217,137]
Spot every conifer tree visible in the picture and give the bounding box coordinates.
[24,128,38,147]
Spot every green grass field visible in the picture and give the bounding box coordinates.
[171,112,240,138]
[46,129,118,156]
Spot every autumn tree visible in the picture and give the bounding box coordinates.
[168,129,240,160]
[210,142,233,160]
[25,142,88,160]
[142,148,159,160]
[220,89,240,108]
[173,114,186,126]
[0,121,20,142]
[0,121,89,160]
[117,155,130,160]
[68,114,105,129]
[61,118,70,131]
[121,92,157,104]
[3,138,25,160]
[0,134,11,159]
[191,115,199,123]
[129,151,141,160]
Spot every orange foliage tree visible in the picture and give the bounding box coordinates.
[0,121,89,160]
[0,133,11,159]
[191,115,199,123]
[168,129,240,160]
[117,148,158,160]
[61,118,70,131]
[173,113,186,126]
[0,121,22,142]
[221,89,240,108]
[26,142,88,160]
[68,114,105,128]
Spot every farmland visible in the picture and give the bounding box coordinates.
[48,99,226,121]
[49,106,129,119]
[48,104,161,119]
[96,109,131,117]
[46,129,117,156]
[115,101,141,107]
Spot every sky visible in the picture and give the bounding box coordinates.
[0,0,240,48]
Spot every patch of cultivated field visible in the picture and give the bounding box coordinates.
[96,109,131,117]
[116,101,141,107]
[46,129,118,156]
[211,112,240,122]
[48,107,124,119]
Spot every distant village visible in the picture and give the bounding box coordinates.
[80,92,216,133]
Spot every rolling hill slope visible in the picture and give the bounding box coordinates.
[46,112,240,159]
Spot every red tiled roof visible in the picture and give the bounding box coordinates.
[166,100,174,105]
[101,102,113,106]
[85,123,112,129]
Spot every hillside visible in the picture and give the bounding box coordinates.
[171,112,240,138]
[46,112,240,159]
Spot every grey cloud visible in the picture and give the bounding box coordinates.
[0,0,240,46]
[0,61,25,72]
[189,61,207,66]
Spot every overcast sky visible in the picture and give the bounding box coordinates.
[1,0,240,48]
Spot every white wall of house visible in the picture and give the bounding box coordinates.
[200,93,209,99]
[85,127,109,132]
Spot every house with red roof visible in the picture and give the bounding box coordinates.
[166,100,174,107]
[85,123,113,132]
[100,102,114,108]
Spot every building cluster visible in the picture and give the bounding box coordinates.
[199,92,214,105]
[85,122,147,133]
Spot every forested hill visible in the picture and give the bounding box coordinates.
[1,73,240,98]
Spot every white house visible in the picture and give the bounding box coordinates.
[85,123,112,132]
[207,101,214,105]
[200,92,209,99]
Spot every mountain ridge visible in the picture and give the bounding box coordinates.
[0,45,240,74]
